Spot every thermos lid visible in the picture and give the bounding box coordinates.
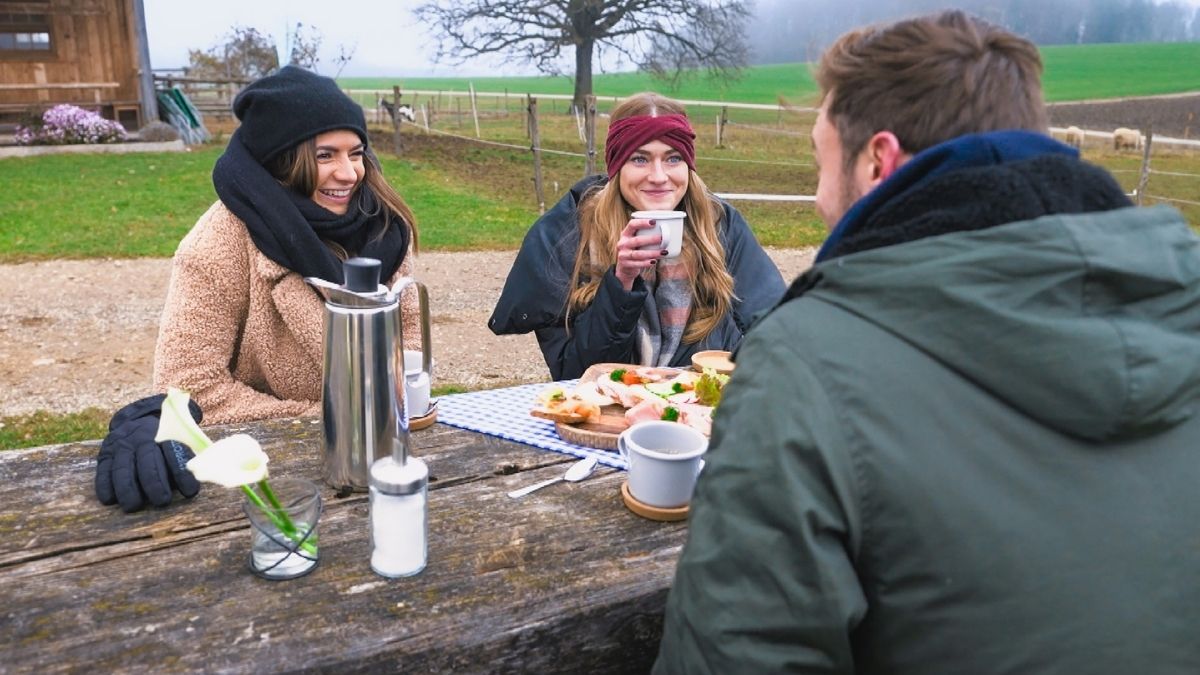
[370,455,429,495]
[304,257,393,308]
[344,257,381,292]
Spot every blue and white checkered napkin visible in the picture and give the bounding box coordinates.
[436,381,628,470]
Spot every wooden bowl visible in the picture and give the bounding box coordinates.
[691,350,735,375]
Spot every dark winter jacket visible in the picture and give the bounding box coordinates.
[488,176,784,380]
[655,133,1200,674]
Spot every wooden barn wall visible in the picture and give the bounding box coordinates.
[0,0,138,108]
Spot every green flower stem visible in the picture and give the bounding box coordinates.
[258,479,286,512]
[240,483,318,557]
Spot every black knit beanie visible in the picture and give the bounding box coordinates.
[232,65,368,165]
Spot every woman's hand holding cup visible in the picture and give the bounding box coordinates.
[614,216,667,291]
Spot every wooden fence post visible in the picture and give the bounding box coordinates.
[420,103,430,132]
[469,83,481,138]
[1135,126,1153,206]
[718,106,729,148]
[584,94,597,177]
[528,96,546,214]
[392,85,403,155]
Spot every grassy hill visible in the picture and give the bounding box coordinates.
[1040,42,1200,101]
[342,41,1200,105]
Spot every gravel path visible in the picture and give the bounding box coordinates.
[0,248,815,417]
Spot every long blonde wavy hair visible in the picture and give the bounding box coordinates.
[568,93,734,344]
[268,135,419,258]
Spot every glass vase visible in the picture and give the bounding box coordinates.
[243,477,322,580]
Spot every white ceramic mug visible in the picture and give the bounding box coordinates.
[618,420,707,508]
[631,210,685,259]
[403,349,433,418]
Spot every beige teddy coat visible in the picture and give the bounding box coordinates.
[154,201,421,425]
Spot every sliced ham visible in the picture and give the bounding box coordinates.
[676,402,713,436]
[574,381,617,407]
[625,398,667,426]
[633,367,669,383]
[596,379,639,407]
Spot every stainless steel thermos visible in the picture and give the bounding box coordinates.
[305,258,431,492]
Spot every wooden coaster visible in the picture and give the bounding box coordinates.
[620,481,689,522]
[409,408,437,431]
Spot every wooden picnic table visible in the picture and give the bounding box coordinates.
[0,417,688,673]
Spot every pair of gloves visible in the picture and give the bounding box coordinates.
[95,394,204,513]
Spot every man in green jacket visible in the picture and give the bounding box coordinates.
[655,10,1200,674]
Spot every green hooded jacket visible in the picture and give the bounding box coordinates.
[655,204,1200,674]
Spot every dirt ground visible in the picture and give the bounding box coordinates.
[0,248,816,418]
[1048,93,1200,139]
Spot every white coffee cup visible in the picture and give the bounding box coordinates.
[631,210,685,259]
[618,420,707,508]
[403,349,433,418]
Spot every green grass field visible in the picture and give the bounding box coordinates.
[343,62,819,106]
[1040,42,1200,101]
[0,111,827,263]
[341,42,1200,105]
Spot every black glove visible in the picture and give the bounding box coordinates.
[95,394,204,513]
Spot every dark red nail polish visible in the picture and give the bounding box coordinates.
[660,249,668,256]
[650,260,657,265]
[649,219,657,225]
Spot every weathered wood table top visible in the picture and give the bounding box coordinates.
[0,418,688,674]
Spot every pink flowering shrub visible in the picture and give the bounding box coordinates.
[15,104,126,145]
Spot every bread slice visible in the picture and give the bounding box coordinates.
[530,406,588,424]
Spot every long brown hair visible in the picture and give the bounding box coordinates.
[817,10,1047,171]
[568,92,734,344]
[267,136,420,257]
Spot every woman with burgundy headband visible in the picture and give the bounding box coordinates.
[490,92,784,380]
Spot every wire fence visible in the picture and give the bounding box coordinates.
[1150,169,1200,178]
[360,90,1200,212]
[1145,194,1200,207]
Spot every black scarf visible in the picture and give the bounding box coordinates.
[212,129,410,284]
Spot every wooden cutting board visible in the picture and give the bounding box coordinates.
[551,363,685,451]
[555,404,629,450]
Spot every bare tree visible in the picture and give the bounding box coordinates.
[187,25,279,80]
[330,43,358,78]
[415,0,752,110]
[288,23,323,71]
[287,24,358,76]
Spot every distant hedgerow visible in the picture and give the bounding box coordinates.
[15,104,127,145]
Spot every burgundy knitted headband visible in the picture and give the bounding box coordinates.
[604,114,697,179]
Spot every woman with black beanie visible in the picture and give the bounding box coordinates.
[153,66,421,425]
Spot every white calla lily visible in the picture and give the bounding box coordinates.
[157,391,315,556]
[155,387,212,452]
[185,434,269,488]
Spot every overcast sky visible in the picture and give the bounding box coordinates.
[144,0,1200,78]
[144,0,505,77]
